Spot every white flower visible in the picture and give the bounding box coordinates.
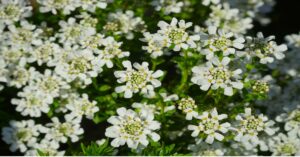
[188,140,225,156]
[234,108,277,150]
[132,102,157,115]
[141,32,168,58]
[105,10,145,40]
[188,108,231,144]
[285,32,300,49]
[65,93,99,119]
[6,20,43,49]
[105,107,161,149]
[178,97,198,120]
[268,133,300,156]
[57,17,95,46]
[25,139,65,156]
[157,18,200,51]
[30,69,70,100]
[0,46,27,65]
[114,61,163,98]
[38,0,78,15]
[1,120,40,153]
[201,26,245,60]
[191,57,244,96]
[95,36,130,68]
[79,33,104,51]
[55,49,102,85]
[151,0,184,15]
[205,3,253,34]
[160,92,179,102]
[78,0,107,12]
[11,86,52,117]
[276,108,300,137]
[28,41,61,66]
[202,0,220,6]
[244,32,287,64]
[0,0,32,26]
[44,116,84,144]
[8,66,38,88]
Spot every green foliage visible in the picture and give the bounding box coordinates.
[131,141,188,156]
[78,140,115,156]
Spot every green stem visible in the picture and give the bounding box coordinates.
[176,51,189,93]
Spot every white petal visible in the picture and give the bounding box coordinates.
[224,87,233,96]
[205,135,214,144]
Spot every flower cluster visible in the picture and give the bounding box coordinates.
[1,0,299,156]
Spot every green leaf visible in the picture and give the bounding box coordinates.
[79,141,115,156]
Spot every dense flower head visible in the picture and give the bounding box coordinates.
[234,108,277,150]
[114,61,163,98]
[244,32,287,64]
[1,120,41,153]
[188,108,231,144]
[201,26,245,60]
[191,57,244,96]
[105,107,161,149]
[157,17,200,51]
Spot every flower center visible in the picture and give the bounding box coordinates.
[129,71,148,89]
[0,4,20,19]
[252,80,269,94]
[122,119,143,136]
[69,58,91,74]
[212,37,230,50]
[16,129,31,141]
[40,77,59,93]
[178,98,196,112]
[168,28,185,42]
[210,67,230,82]
[243,116,263,132]
[203,119,218,131]
[278,143,296,155]
[58,123,72,135]
[292,111,300,122]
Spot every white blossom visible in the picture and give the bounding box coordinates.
[244,32,287,64]
[141,32,168,58]
[178,97,198,120]
[268,133,300,156]
[95,36,130,68]
[105,107,161,149]
[157,18,200,51]
[201,26,245,60]
[233,108,277,150]
[205,3,253,34]
[11,86,52,117]
[202,0,220,6]
[188,108,231,144]
[44,116,84,144]
[105,10,145,40]
[114,61,163,98]
[1,120,40,153]
[25,139,65,156]
[65,93,99,119]
[57,17,95,46]
[38,0,78,15]
[191,57,244,96]
[276,108,300,137]
[0,0,32,26]
[78,0,107,12]
[151,0,184,15]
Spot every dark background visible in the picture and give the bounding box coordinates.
[1,0,300,155]
[255,0,300,43]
